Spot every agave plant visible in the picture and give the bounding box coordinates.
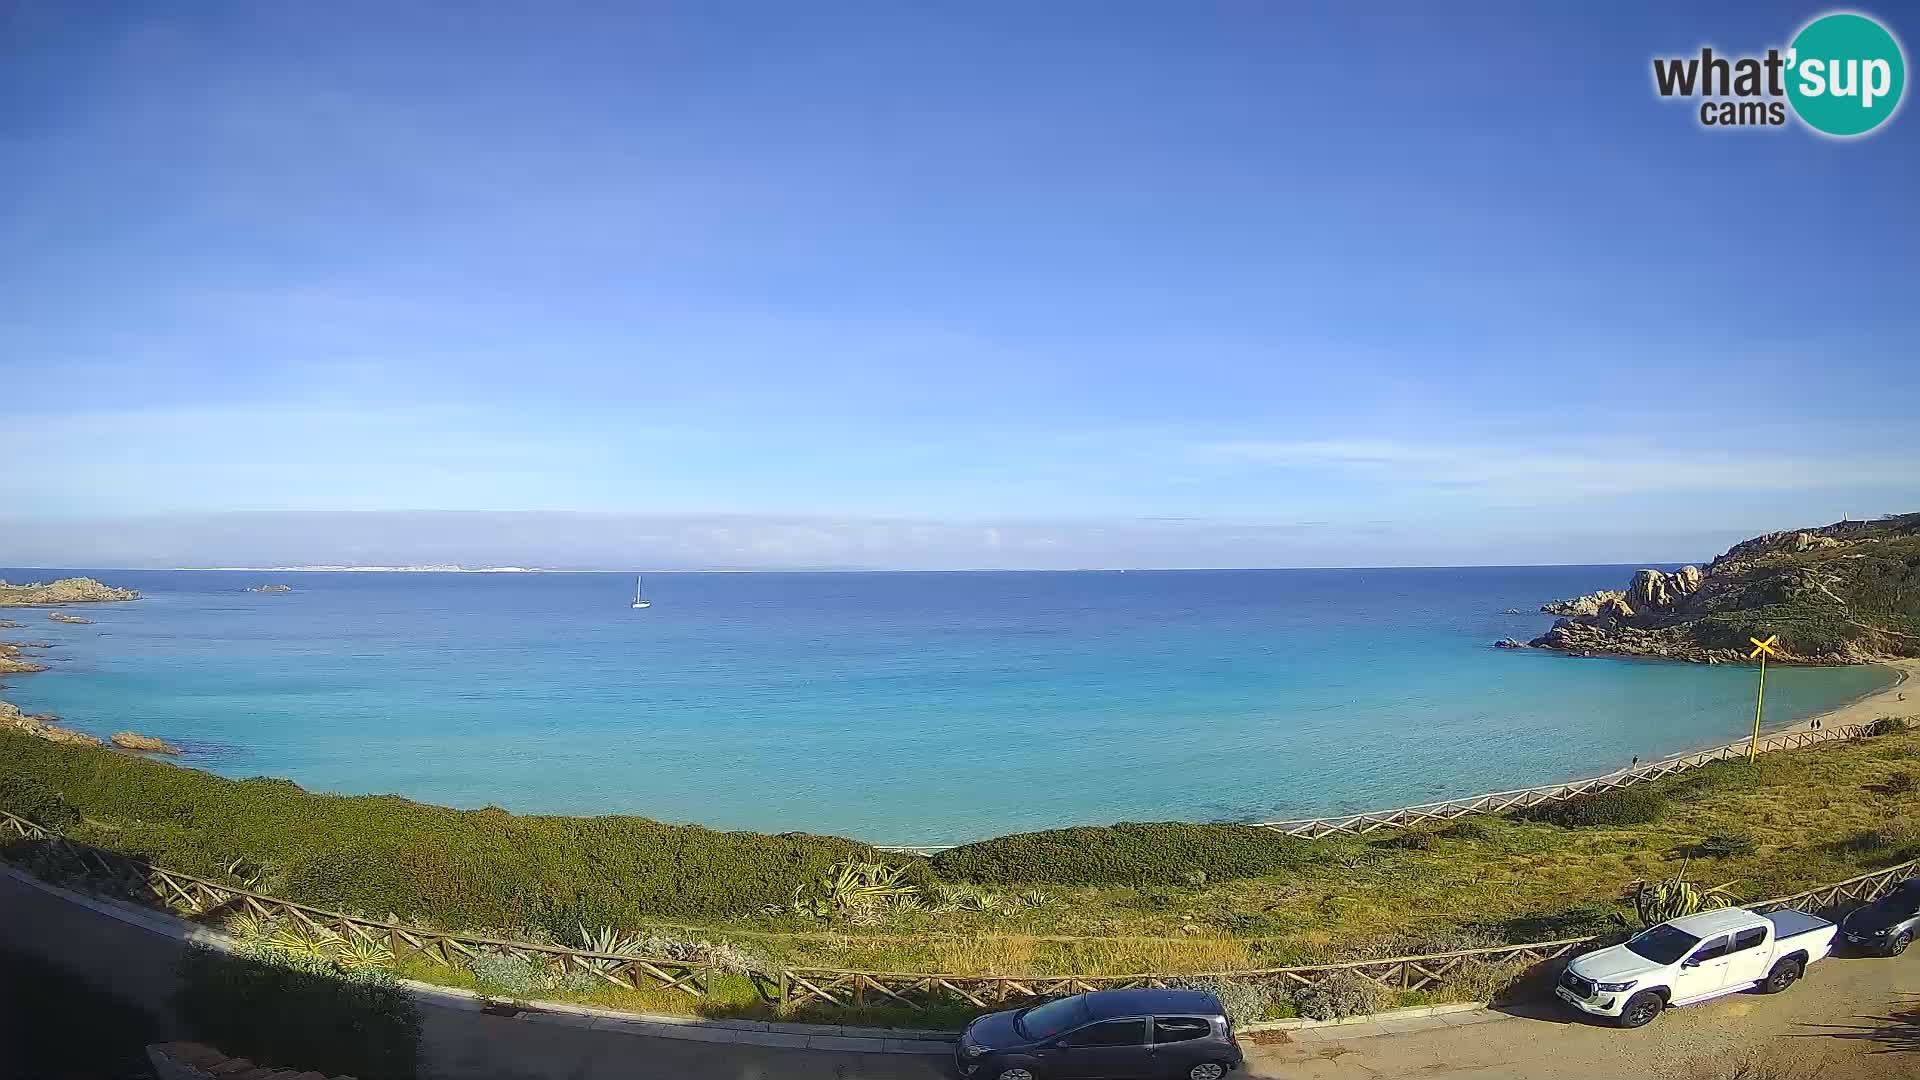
[262,922,348,959]
[1018,890,1053,910]
[222,909,278,947]
[1632,868,1740,926]
[334,933,396,971]
[224,858,265,891]
[791,860,920,917]
[575,924,647,973]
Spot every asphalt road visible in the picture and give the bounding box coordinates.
[3,868,1914,1079]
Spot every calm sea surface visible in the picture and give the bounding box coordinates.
[0,567,1893,843]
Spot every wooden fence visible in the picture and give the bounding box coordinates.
[3,806,1914,1014]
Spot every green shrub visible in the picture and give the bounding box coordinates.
[1440,818,1494,842]
[1,732,874,926]
[176,945,421,1080]
[1883,771,1916,796]
[931,823,1318,886]
[1292,969,1387,1021]
[0,774,80,831]
[1520,786,1667,828]
[1374,829,1435,851]
[1694,829,1759,858]
[1168,975,1285,1025]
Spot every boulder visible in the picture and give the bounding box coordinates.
[111,731,183,755]
[1541,590,1627,617]
[1492,638,1530,649]
[1625,566,1702,611]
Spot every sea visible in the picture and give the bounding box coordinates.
[0,567,1895,845]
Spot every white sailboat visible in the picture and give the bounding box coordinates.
[630,575,651,609]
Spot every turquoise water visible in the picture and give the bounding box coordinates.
[0,567,1893,844]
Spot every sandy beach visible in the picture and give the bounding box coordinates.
[1778,656,1919,735]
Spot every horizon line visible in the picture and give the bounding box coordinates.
[1,560,1701,574]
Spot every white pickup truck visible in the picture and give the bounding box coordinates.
[1556,907,1837,1028]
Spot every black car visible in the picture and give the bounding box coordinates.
[1841,879,1920,955]
[954,988,1243,1080]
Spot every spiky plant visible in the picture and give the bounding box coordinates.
[1018,889,1052,909]
[224,858,265,891]
[262,923,348,959]
[575,924,645,973]
[1633,869,1740,926]
[791,860,920,917]
[334,933,396,971]
[222,909,278,947]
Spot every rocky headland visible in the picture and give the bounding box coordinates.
[1513,513,1920,664]
[0,577,140,606]
[0,641,52,675]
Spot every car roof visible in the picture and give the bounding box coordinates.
[1667,908,1760,938]
[1083,989,1222,1018]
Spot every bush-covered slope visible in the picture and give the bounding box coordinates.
[0,731,875,930]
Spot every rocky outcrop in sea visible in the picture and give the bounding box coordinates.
[0,577,140,606]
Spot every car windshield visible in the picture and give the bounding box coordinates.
[1016,997,1090,1041]
[1626,924,1702,965]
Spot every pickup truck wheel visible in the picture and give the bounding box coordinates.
[1761,958,1802,994]
[1890,931,1912,956]
[1617,991,1663,1028]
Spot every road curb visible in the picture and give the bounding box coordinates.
[1243,1001,1492,1032]
[0,862,956,1056]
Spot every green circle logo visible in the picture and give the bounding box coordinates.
[1786,13,1906,136]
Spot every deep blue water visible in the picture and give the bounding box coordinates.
[0,567,1893,844]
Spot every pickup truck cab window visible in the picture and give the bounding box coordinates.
[1730,926,1768,953]
[1686,936,1731,965]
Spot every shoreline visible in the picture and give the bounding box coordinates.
[1751,656,1916,742]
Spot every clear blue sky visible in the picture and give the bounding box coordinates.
[3,2,1916,568]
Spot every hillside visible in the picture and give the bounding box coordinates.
[1529,513,1920,663]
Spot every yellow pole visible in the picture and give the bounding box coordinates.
[1749,652,1768,763]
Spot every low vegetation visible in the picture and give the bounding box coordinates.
[0,730,876,929]
[3,718,1918,1026]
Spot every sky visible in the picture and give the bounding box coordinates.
[3,2,1917,569]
